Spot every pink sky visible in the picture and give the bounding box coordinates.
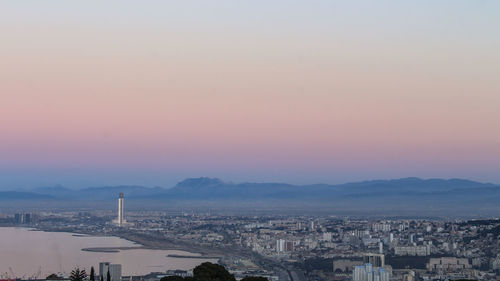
[1,1,499,188]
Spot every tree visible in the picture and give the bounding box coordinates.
[193,262,235,281]
[157,263,266,281]
[241,277,268,281]
[90,267,95,281]
[46,274,60,280]
[107,269,111,281]
[70,268,87,281]
[160,276,185,281]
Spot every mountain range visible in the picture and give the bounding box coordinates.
[2,177,500,215]
[0,177,497,202]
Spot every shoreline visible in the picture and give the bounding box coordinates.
[17,225,225,258]
[167,254,222,259]
[113,232,227,257]
[0,225,281,272]
[81,247,222,260]
[82,247,137,253]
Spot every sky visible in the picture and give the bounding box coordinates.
[1,1,500,189]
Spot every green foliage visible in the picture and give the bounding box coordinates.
[90,267,95,281]
[107,269,111,281]
[241,277,269,281]
[193,262,235,281]
[70,268,87,281]
[385,255,429,269]
[159,263,266,281]
[46,274,59,280]
[304,258,334,272]
[160,276,185,281]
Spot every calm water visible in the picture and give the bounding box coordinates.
[0,227,217,277]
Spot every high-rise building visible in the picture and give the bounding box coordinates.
[394,245,430,256]
[14,213,23,224]
[353,264,389,281]
[118,193,124,227]
[372,223,391,232]
[323,232,333,241]
[99,262,122,281]
[14,212,38,225]
[24,213,31,224]
[276,239,286,253]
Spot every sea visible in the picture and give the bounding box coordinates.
[0,227,217,278]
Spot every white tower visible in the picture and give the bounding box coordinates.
[118,193,124,227]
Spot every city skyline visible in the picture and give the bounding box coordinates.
[2,1,500,189]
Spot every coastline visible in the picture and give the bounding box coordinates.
[0,226,223,276]
[19,225,225,258]
[167,254,222,259]
[81,248,222,260]
[0,224,281,273]
[0,225,278,268]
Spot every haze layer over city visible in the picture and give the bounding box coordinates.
[1,2,500,281]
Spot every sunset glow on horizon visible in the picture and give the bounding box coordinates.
[1,1,500,188]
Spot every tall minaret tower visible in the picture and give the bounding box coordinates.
[118,192,124,227]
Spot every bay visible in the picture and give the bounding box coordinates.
[0,227,217,278]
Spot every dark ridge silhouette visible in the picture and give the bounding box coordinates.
[2,177,497,213]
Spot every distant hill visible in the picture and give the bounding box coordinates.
[164,177,500,202]
[32,185,164,200]
[5,177,498,215]
[0,191,53,200]
[26,177,500,201]
[166,177,299,199]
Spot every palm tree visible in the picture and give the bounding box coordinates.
[70,268,87,281]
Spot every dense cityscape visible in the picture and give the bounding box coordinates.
[2,194,500,281]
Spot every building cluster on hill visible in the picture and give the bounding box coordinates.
[4,199,500,281]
